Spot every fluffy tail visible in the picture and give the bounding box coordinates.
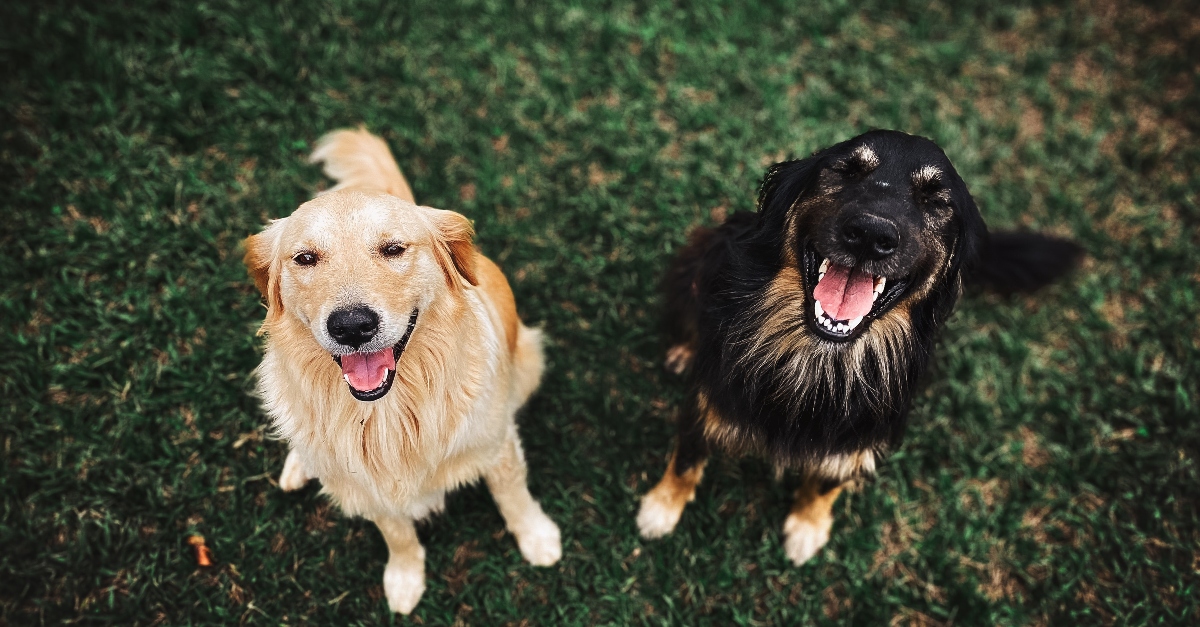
[309,127,415,203]
[970,231,1084,294]
[510,325,546,409]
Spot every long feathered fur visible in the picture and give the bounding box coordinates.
[664,130,1080,482]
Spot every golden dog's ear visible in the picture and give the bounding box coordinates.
[242,220,286,329]
[430,209,479,288]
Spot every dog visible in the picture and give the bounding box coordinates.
[636,129,1081,565]
[243,128,561,614]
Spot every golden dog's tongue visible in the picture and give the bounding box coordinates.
[340,347,394,391]
[814,262,875,321]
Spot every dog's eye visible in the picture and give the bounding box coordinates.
[293,251,319,266]
[380,242,406,257]
[831,160,864,177]
[914,184,952,207]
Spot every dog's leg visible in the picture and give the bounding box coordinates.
[373,515,426,614]
[278,448,311,492]
[636,400,709,538]
[783,476,844,566]
[484,426,562,566]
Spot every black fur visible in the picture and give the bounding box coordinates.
[662,130,1081,482]
[970,230,1084,294]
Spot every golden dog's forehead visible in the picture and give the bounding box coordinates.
[283,191,431,250]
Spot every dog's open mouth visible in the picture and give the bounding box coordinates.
[332,309,419,401]
[803,247,908,341]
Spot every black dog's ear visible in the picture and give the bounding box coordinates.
[927,163,988,286]
[755,153,827,232]
[949,181,988,276]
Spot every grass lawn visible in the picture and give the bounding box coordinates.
[2,0,1197,624]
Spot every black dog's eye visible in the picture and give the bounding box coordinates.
[911,166,951,207]
[914,182,952,207]
[831,159,867,178]
[380,242,406,257]
[293,251,319,266]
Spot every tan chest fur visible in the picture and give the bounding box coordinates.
[257,284,515,519]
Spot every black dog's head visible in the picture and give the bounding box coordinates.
[757,130,986,343]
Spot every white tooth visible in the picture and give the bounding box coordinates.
[815,300,825,319]
[343,374,351,384]
[819,272,825,281]
[872,292,880,302]
[875,277,886,293]
[849,316,864,329]
[819,259,829,274]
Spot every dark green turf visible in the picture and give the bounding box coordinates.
[2,0,1197,624]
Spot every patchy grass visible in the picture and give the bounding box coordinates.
[2,0,1197,624]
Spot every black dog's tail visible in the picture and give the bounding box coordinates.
[969,231,1084,294]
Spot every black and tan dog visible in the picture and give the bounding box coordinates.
[636,130,1080,564]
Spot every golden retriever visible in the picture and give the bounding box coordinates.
[243,128,561,614]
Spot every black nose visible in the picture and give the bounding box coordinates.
[326,306,380,348]
[840,214,900,261]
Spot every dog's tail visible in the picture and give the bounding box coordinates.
[969,231,1084,294]
[510,325,546,409]
[309,127,416,203]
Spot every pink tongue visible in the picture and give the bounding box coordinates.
[339,347,394,391]
[813,262,876,321]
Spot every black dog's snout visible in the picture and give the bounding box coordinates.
[327,306,380,348]
[840,214,900,261]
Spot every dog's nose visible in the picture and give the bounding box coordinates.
[840,214,900,261]
[327,306,380,348]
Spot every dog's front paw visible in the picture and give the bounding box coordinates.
[636,487,686,539]
[279,450,311,492]
[383,561,426,614]
[782,513,832,566]
[513,510,562,566]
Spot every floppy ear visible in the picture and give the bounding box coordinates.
[944,175,988,278]
[429,209,479,288]
[755,145,842,233]
[242,220,286,330]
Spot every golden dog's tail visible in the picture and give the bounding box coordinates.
[309,127,415,203]
[511,325,546,408]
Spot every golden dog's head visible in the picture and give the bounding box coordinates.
[243,190,477,401]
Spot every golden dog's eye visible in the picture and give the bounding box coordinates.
[380,242,406,257]
[293,251,319,266]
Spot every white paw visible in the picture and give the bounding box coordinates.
[513,510,562,566]
[383,561,426,614]
[783,514,832,566]
[637,488,685,539]
[278,450,311,492]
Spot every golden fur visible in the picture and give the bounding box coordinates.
[244,129,560,614]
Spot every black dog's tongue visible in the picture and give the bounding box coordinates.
[814,262,875,320]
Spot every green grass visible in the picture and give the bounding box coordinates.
[2,0,1197,624]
